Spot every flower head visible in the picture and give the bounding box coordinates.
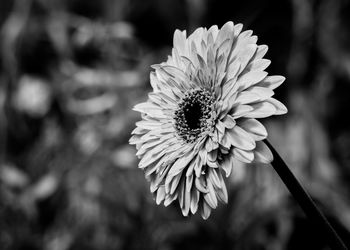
[130,21,287,219]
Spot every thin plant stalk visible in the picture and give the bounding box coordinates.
[264,140,348,250]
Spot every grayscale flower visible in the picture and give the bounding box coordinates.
[130,21,287,219]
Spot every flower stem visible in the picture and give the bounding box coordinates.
[264,140,348,250]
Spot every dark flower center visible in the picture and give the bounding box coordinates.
[184,101,202,130]
[174,89,214,142]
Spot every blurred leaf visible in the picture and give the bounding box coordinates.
[111,145,137,169]
[0,164,29,188]
[13,75,52,117]
[30,174,58,200]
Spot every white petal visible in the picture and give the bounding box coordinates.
[239,29,253,39]
[180,55,196,73]
[188,27,204,51]
[239,118,267,141]
[253,141,273,163]
[131,126,147,135]
[196,53,207,70]
[195,150,206,177]
[257,75,285,89]
[220,131,231,150]
[226,125,256,150]
[168,173,182,194]
[190,188,200,214]
[247,86,274,102]
[154,67,187,93]
[193,26,205,39]
[204,181,218,209]
[222,115,236,129]
[200,40,208,62]
[254,45,268,60]
[144,159,164,176]
[207,149,218,162]
[207,160,219,168]
[186,174,194,192]
[164,193,178,207]
[206,47,216,76]
[158,90,179,106]
[219,90,238,118]
[129,134,142,145]
[214,54,227,85]
[182,181,191,216]
[135,120,160,130]
[161,145,185,164]
[141,130,161,143]
[150,72,161,91]
[232,148,254,163]
[225,60,241,80]
[216,173,228,203]
[230,44,257,74]
[178,182,185,208]
[235,91,261,105]
[215,22,234,58]
[161,65,196,90]
[150,165,169,192]
[233,23,243,37]
[186,157,195,177]
[208,168,222,189]
[148,91,176,106]
[150,178,159,193]
[232,104,254,118]
[201,201,212,220]
[133,102,158,113]
[167,151,194,178]
[220,154,233,177]
[207,25,219,45]
[173,30,188,56]
[133,102,168,119]
[236,71,268,91]
[216,21,234,46]
[195,176,209,193]
[136,138,163,157]
[266,98,288,115]
[189,41,201,68]
[138,135,175,158]
[220,147,229,154]
[215,120,226,142]
[244,102,276,118]
[139,148,165,169]
[205,137,219,153]
[245,59,271,72]
[216,39,232,61]
[170,48,182,68]
[156,185,166,205]
[221,77,238,102]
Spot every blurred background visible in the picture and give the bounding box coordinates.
[1,0,350,249]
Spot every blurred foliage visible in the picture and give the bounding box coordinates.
[1,0,350,249]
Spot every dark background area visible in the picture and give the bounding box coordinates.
[1,0,350,249]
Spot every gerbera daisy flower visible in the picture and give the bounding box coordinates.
[130,21,287,219]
